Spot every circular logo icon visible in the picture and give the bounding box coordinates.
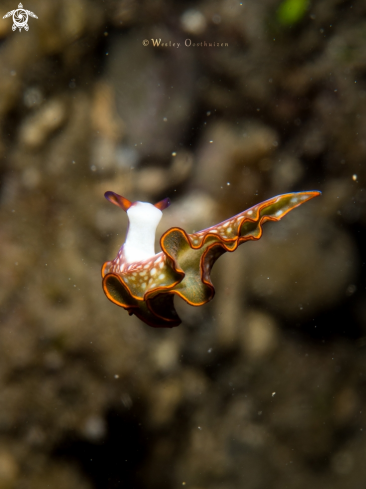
[13,8,29,31]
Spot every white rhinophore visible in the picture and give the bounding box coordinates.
[123,202,163,263]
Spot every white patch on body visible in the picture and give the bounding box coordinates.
[123,202,163,264]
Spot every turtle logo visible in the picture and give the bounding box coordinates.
[3,3,38,32]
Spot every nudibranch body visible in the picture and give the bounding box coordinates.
[102,190,321,328]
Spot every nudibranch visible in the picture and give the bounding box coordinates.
[102,190,321,328]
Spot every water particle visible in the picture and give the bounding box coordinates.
[346,284,357,296]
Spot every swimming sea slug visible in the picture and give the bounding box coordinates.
[102,190,321,328]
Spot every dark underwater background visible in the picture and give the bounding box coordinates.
[0,0,365,488]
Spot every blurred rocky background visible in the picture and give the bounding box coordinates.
[0,0,365,488]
